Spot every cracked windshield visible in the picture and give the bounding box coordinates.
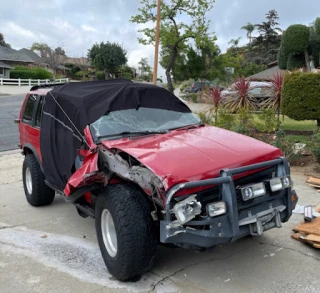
[90,107,200,138]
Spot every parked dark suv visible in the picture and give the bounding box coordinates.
[191,81,215,93]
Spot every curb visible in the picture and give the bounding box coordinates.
[0,149,21,156]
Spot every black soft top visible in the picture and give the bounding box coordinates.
[40,79,191,191]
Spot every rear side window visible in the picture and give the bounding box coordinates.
[35,96,45,127]
[22,94,37,122]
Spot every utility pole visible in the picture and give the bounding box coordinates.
[152,0,161,85]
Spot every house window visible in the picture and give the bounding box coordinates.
[0,68,4,76]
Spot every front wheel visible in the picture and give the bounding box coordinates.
[95,184,157,281]
[22,154,55,206]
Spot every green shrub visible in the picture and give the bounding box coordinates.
[197,111,214,125]
[215,107,236,130]
[10,67,52,79]
[278,45,289,70]
[255,109,278,132]
[96,71,105,80]
[281,72,320,127]
[272,130,299,161]
[287,53,305,71]
[190,93,198,103]
[75,71,87,77]
[311,133,320,164]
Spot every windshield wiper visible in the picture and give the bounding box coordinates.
[167,123,205,131]
[97,130,168,139]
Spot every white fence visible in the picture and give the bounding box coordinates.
[0,78,69,86]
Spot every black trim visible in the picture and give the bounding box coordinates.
[23,143,43,173]
[65,183,103,203]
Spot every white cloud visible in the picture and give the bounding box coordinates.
[81,25,97,32]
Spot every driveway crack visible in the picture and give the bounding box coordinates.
[251,237,320,261]
[148,244,255,293]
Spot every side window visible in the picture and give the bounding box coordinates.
[22,94,37,123]
[35,96,45,127]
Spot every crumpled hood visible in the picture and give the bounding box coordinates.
[102,126,282,190]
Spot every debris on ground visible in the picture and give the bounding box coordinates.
[292,217,320,249]
[306,176,320,192]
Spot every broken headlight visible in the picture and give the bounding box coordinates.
[172,195,202,225]
[269,176,291,192]
[240,182,266,201]
[207,201,227,217]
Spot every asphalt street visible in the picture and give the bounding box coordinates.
[0,94,25,151]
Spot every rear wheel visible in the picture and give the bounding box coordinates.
[95,184,157,281]
[22,154,55,206]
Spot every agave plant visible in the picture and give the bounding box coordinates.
[225,77,256,113]
[207,86,222,124]
[270,72,284,129]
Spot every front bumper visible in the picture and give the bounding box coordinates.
[160,157,297,248]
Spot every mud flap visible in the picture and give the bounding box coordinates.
[238,205,286,236]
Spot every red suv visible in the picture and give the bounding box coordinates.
[16,80,298,281]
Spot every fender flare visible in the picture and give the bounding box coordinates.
[23,143,44,173]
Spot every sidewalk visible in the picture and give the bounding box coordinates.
[0,86,31,96]
[174,86,211,113]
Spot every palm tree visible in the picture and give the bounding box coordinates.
[228,37,241,54]
[241,22,255,44]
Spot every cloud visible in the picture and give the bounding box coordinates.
[1,0,320,79]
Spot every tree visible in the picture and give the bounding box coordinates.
[138,57,152,76]
[30,43,51,58]
[228,37,241,54]
[30,42,66,79]
[131,0,215,93]
[241,22,255,44]
[88,42,127,79]
[315,17,320,37]
[0,33,11,48]
[255,9,282,51]
[55,47,66,56]
[280,24,311,71]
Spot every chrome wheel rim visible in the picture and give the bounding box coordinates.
[101,209,118,257]
[25,167,32,194]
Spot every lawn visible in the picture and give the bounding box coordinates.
[252,114,318,132]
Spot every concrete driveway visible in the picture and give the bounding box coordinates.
[1,151,320,293]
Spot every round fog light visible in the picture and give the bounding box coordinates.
[282,177,290,187]
[244,187,253,198]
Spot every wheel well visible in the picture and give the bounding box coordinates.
[23,147,32,155]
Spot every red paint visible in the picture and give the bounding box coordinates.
[102,126,282,191]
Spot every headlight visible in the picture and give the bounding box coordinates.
[270,176,291,192]
[172,195,202,225]
[240,182,266,201]
[207,201,227,217]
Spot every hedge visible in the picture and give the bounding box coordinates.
[96,71,105,80]
[286,53,305,71]
[281,72,320,126]
[10,67,52,79]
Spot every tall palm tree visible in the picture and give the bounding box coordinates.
[228,37,241,54]
[241,22,255,44]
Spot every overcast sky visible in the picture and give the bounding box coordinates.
[2,0,320,79]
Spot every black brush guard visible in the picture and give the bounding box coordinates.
[160,157,296,248]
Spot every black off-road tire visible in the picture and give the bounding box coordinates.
[95,184,157,281]
[22,154,55,206]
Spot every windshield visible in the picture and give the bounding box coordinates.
[90,107,200,140]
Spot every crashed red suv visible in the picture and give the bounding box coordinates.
[17,80,298,281]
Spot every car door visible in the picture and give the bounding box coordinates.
[20,94,43,161]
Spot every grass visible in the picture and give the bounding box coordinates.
[252,114,318,132]
[285,134,312,145]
